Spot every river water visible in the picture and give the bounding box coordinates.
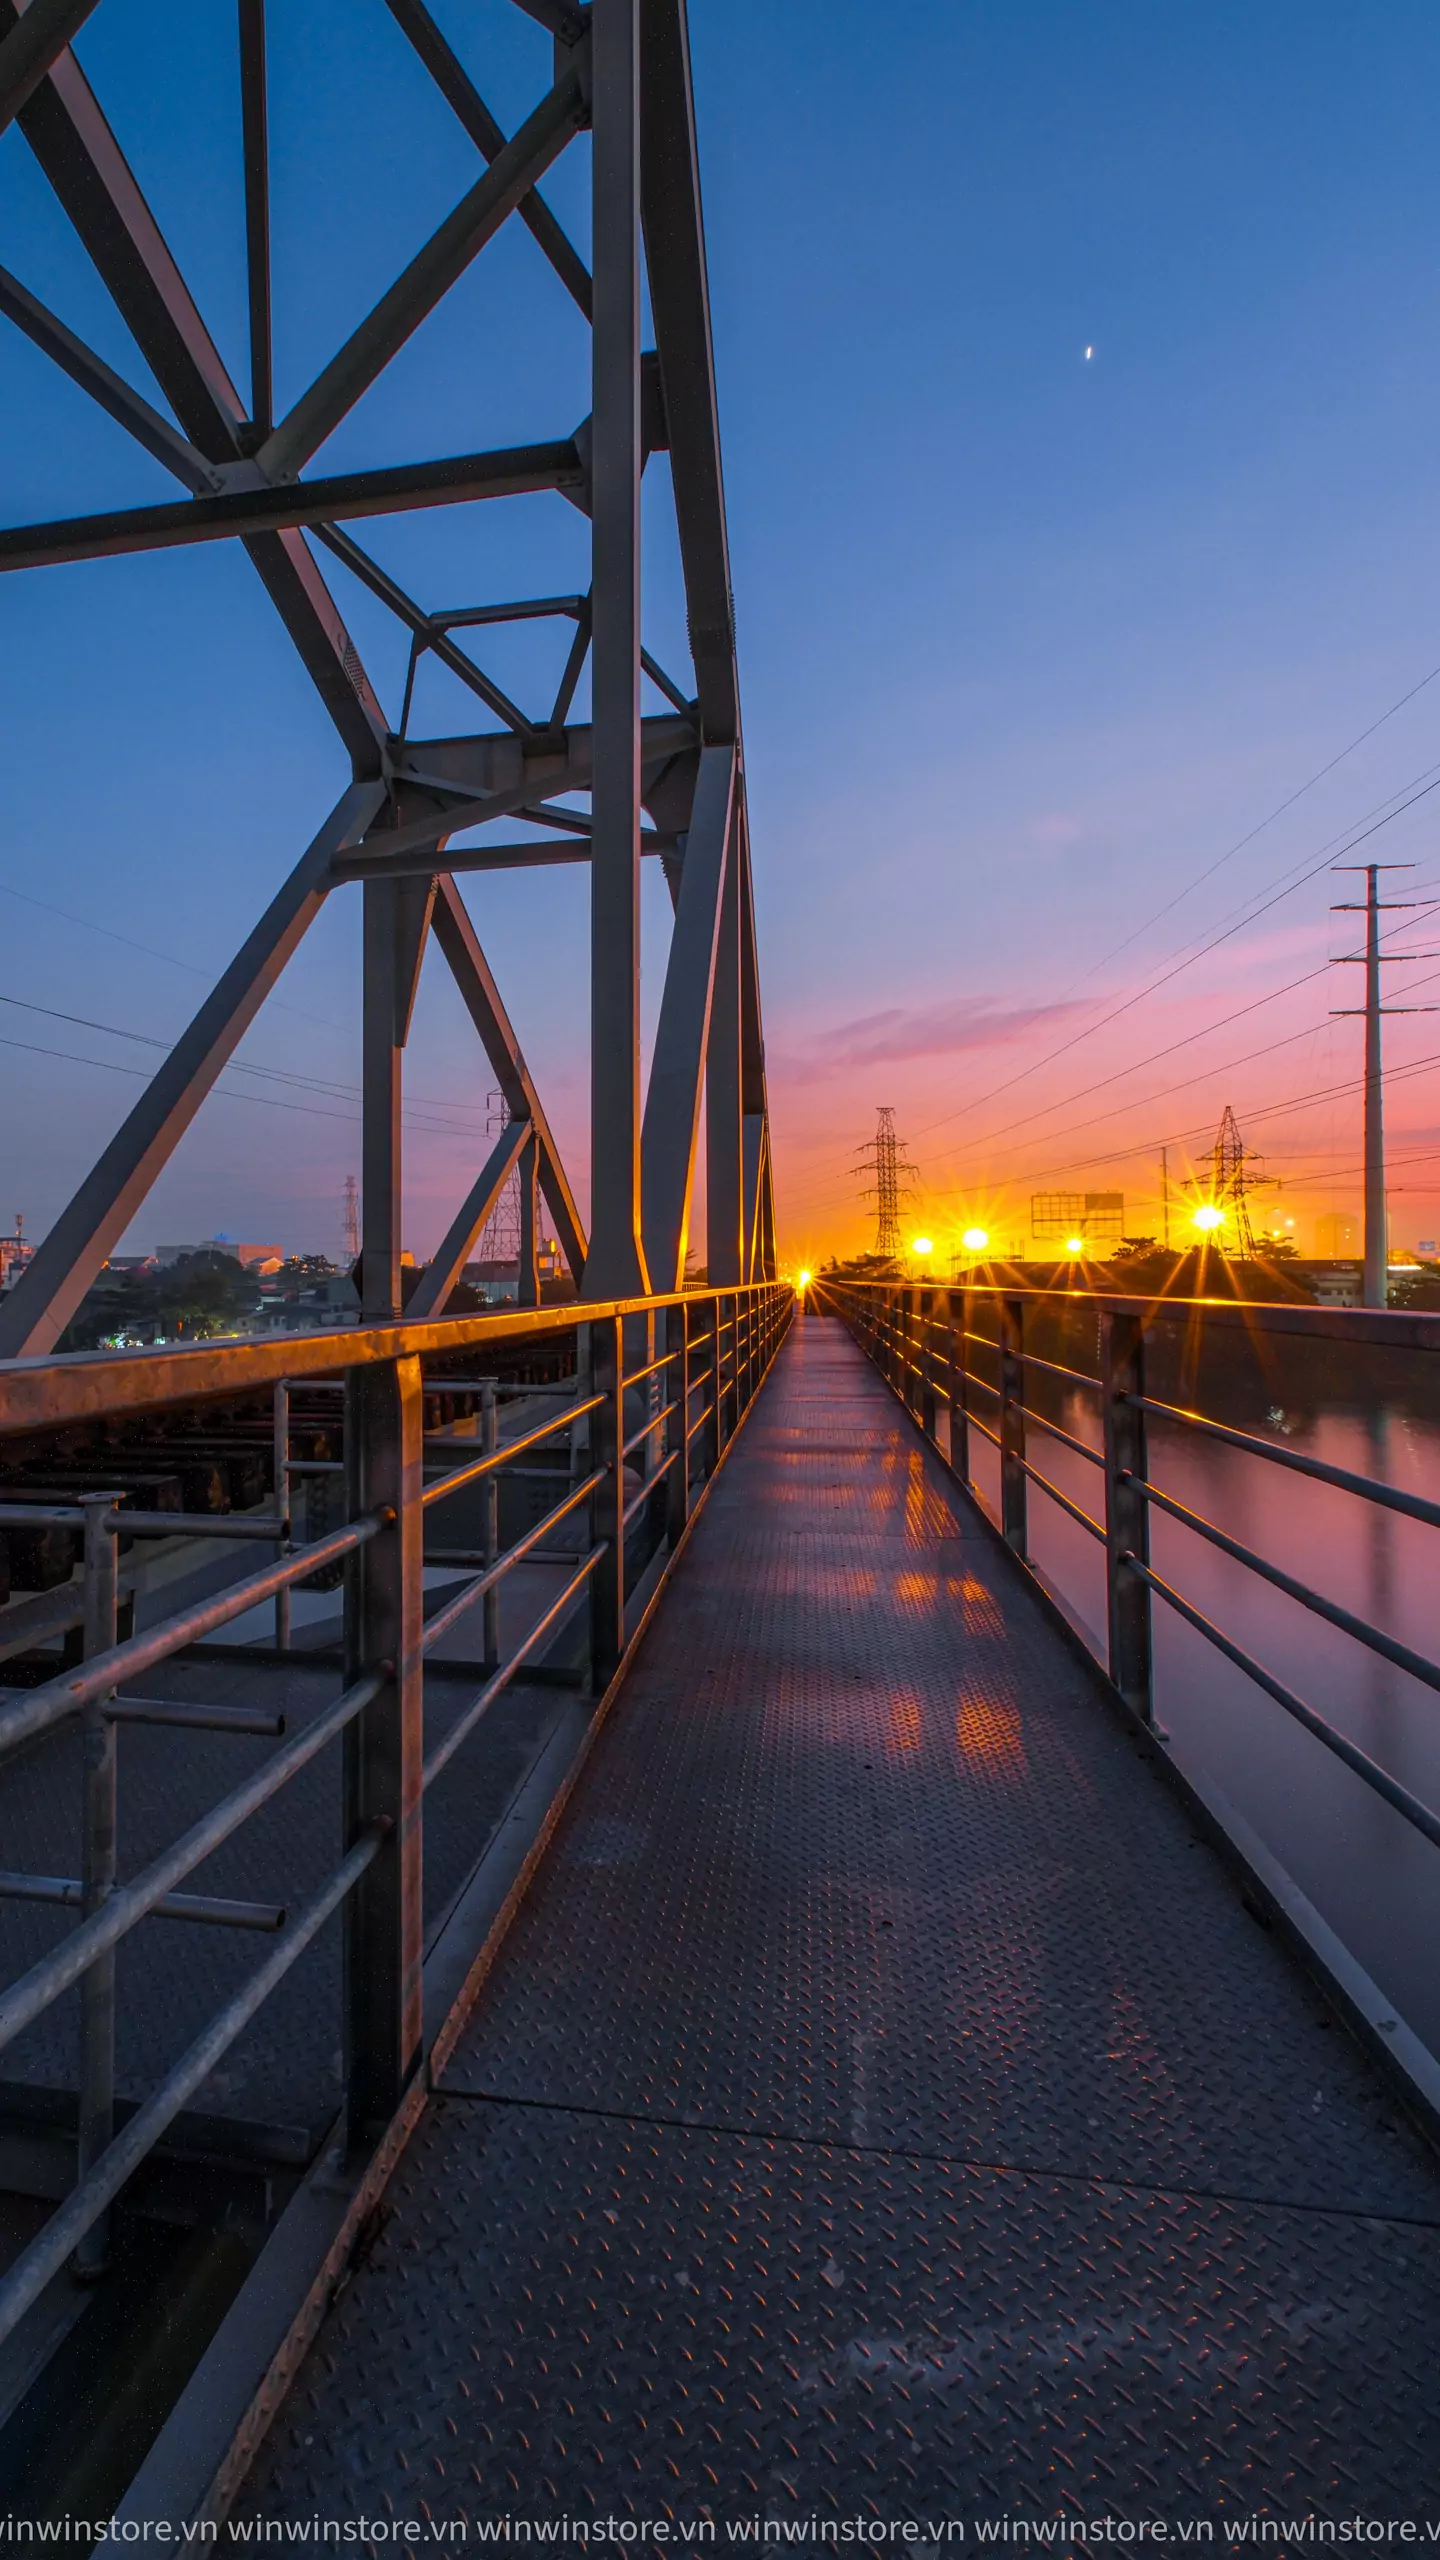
[952,1305,1440,2060]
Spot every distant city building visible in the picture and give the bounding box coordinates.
[0,1215,32,1293]
[156,1238,285,1273]
[1030,1192,1124,1247]
[1315,1212,1360,1257]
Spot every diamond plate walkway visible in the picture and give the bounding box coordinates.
[241,1315,1440,2520]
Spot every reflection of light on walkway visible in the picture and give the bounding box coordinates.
[955,1685,1026,1773]
[887,1694,923,1754]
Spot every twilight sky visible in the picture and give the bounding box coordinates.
[5,1,1440,1271]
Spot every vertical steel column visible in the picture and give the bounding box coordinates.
[518,1132,540,1309]
[699,1298,719,1480]
[919,1287,936,1436]
[999,1295,1027,1555]
[342,1353,424,2141]
[706,831,743,1285]
[273,1377,291,1651]
[665,1298,690,1546]
[1103,1310,1154,1725]
[589,1314,625,1686]
[586,0,649,1299]
[481,1382,499,1673]
[947,1289,970,1482]
[74,1493,120,2281]
[361,879,403,1324]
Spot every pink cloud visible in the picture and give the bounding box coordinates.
[775,996,1094,1086]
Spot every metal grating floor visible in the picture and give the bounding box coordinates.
[241,1317,1440,2517]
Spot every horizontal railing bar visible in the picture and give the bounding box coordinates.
[1019,1406,1105,1467]
[623,1447,677,1526]
[1128,1472,1440,1695]
[419,1471,604,1657]
[0,1668,384,2058]
[1014,1347,1101,1389]
[0,1825,383,2354]
[422,1548,605,1792]
[1126,1395,1440,1532]
[114,1511,289,1540]
[1015,1453,1105,1541]
[421,1393,603,1510]
[106,1698,286,1737]
[966,1411,1002,1451]
[960,1370,1002,1403]
[0,1873,286,1931]
[1128,1556,1440,1852]
[685,1406,714,1443]
[0,1506,287,1539]
[621,1350,677,1391]
[0,1512,387,1762]
[622,1398,680,1459]
[961,1330,1000,1357]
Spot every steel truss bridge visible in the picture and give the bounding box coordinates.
[1,0,1440,2524]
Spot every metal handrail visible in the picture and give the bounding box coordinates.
[421,1391,604,1508]
[1126,1392,1440,1532]
[0,1276,793,2341]
[1127,1471,1440,1696]
[1126,1556,1440,1853]
[0,1510,388,1759]
[820,1274,1440,1861]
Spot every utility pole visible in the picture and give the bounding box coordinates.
[1331,863,1438,1310]
[1160,1147,1170,1252]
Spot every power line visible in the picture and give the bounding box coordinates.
[1047,656,1440,1002]
[902,770,1440,1152]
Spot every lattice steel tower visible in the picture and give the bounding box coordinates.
[854,1107,916,1260]
[1211,1104,1273,1259]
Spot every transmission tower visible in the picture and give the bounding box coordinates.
[1210,1104,1275,1259]
[1331,863,1440,1308]
[478,1093,522,1266]
[853,1107,916,1259]
[343,1175,360,1264]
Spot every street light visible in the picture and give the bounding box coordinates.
[960,1226,989,1253]
[796,1268,812,1290]
[911,1235,933,1258]
[1192,1204,1224,1233]
[1064,1236,1085,1255]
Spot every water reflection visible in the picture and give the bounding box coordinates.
[957,1311,1440,2058]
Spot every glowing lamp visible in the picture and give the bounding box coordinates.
[1064,1237,1085,1255]
[797,1268,812,1289]
[961,1227,989,1253]
[911,1236,933,1257]
[1192,1204,1224,1233]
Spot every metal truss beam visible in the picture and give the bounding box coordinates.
[406,1116,531,1320]
[429,879,588,1284]
[383,0,591,317]
[0,442,585,573]
[640,742,734,1288]
[257,58,588,482]
[0,786,384,1360]
[0,0,99,135]
[0,0,774,1357]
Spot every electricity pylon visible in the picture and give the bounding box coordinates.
[853,1107,916,1260]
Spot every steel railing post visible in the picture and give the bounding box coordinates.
[999,1294,1027,1555]
[666,1299,689,1547]
[948,1289,970,1481]
[590,1314,625,1687]
[73,1491,120,2281]
[481,1381,499,1673]
[273,1378,291,1651]
[698,1299,719,1481]
[1103,1309,1154,1725]
[919,1287,936,1435]
[342,1351,424,2142]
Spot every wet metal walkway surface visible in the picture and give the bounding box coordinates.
[242,1319,1440,2518]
